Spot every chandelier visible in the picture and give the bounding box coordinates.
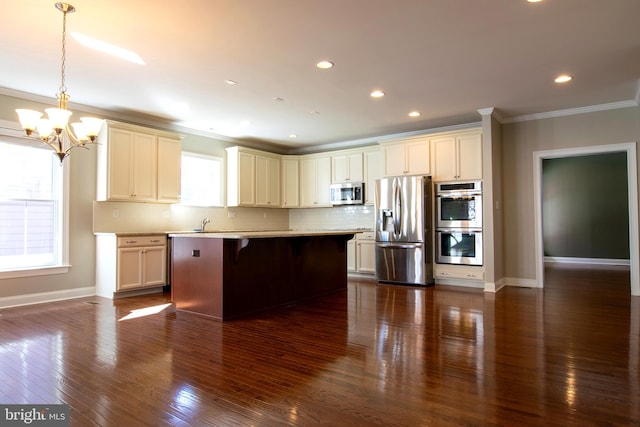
[15,3,103,163]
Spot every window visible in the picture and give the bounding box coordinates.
[0,140,67,274]
[180,152,224,206]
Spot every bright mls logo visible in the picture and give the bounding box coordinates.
[0,405,69,426]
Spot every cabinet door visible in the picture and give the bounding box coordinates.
[132,132,157,201]
[267,156,281,206]
[238,151,256,205]
[300,157,318,207]
[431,135,457,181]
[332,155,349,183]
[107,128,134,200]
[347,240,356,272]
[457,133,483,180]
[281,157,299,207]
[315,156,332,205]
[256,155,280,206]
[364,149,382,204]
[142,245,166,286]
[117,247,142,291]
[406,139,430,175]
[356,240,376,273]
[348,153,364,181]
[383,144,407,176]
[157,136,181,203]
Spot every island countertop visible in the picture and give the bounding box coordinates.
[168,229,362,239]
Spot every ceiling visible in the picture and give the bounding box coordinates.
[2,0,639,151]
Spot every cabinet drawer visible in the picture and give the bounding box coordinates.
[117,236,166,248]
[435,269,484,280]
[357,231,374,241]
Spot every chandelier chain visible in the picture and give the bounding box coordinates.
[59,8,67,94]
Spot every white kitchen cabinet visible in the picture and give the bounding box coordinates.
[256,154,281,207]
[300,154,332,207]
[382,137,430,176]
[96,120,181,203]
[431,130,482,181]
[95,234,167,298]
[331,151,363,183]
[281,155,299,207]
[226,146,281,207]
[156,136,182,203]
[363,147,382,204]
[348,231,375,275]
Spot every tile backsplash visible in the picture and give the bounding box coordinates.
[288,205,375,230]
[93,201,374,233]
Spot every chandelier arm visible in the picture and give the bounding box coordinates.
[64,123,83,145]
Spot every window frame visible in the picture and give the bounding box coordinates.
[0,120,70,279]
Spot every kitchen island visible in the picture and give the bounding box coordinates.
[169,230,356,320]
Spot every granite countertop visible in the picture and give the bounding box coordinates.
[168,229,363,239]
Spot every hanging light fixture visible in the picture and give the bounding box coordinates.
[15,3,103,163]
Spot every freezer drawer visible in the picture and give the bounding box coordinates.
[375,242,432,286]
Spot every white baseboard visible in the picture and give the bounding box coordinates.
[484,278,506,293]
[0,286,95,310]
[544,256,630,266]
[504,277,540,288]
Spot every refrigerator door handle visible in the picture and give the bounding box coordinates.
[393,177,402,238]
[376,242,422,249]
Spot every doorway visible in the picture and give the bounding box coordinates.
[533,143,639,296]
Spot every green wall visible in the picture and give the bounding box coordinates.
[542,152,629,259]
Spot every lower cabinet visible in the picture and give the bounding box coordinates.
[433,265,485,288]
[96,234,167,298]
[348,231,375,275]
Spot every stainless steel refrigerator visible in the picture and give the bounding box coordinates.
[375,175,434,286]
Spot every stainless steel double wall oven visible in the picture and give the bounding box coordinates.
[434,180,483,266]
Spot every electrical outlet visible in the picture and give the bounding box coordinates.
[227,211,236,218]
[112,209,119,218]
[161,210,170,218]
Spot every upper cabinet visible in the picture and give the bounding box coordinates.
[226,146,281,207]
[331,151,363,183]
[431,130,482,182]
[381,137,430,176]
[255,153,281,207]
[363,147,382,204]
[281,155,300,208]
[96,121,181,203]
[300,154,332,207]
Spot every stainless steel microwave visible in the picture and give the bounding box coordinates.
[330,182,364,205]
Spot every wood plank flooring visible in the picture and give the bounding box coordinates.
[1,264,638,426]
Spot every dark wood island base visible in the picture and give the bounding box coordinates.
[170,232,355,320]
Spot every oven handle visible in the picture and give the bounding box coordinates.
[436,229,483,234]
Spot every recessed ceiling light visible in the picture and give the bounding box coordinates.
[527,0,543,3]
[316,61,334,69]
[370,90,385,98]
[71,32,144,65]
[289,134,297,138]
[555,74,573,83]
[241,120,251,127]
[408,111,421,117]
[225,79,238,85]
[309,111,321,115]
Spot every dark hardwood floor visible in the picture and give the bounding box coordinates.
[1,264,638,426]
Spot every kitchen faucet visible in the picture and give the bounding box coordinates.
[201,217,210,232]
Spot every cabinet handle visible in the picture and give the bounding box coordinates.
[126,240,137,244]
[150,239,161,243]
